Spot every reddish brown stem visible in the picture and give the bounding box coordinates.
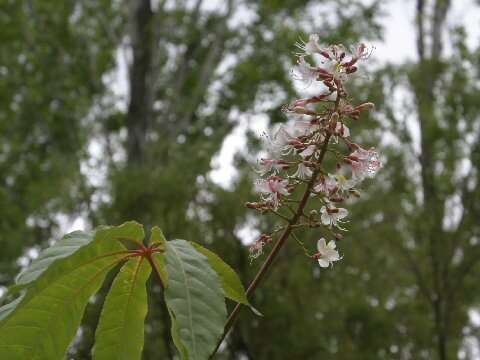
[146,253,165,290]
[209,133,333,358]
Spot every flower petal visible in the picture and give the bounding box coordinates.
[255,180,270,193]
[300,145,316,158]
[337,208,348,219]
[317,238,327,251]
[318,258,330,268]
[326,250,340,261]
[320,213,331,225]
[327,240,336,250]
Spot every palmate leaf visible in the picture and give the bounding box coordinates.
[0,296,24,322]
[168,306,189,359]
[190,242,262,317]
[15,230,93,287]
[93,256,151,360]
[0,222,247,360]
[0,230,94,320]
[190,242,249,305]
[164,240,227,360]
[149,226,168,287]
[0,222,143,360]
[0,251,124,360]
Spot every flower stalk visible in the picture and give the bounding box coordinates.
[210,134,331,357]
[210,35,380,357]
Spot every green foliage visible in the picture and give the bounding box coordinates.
[0,296,23,322]
[164,240,227,360]
[14,230,93,289]
[93,257,151,360]
[0,227,126,359]
[149,226,168,286]
[191,242,248,305]
[0,0,119,283]
[0,223,248,360]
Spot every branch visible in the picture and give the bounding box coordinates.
[210,131,333,357]
[431,0,451,58]
[126,0,155,163]
[416,0,426,60]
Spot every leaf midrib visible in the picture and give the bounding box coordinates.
[119,257,144,357]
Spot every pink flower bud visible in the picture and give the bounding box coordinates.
[355,102,375,112]
[292,99,309,108]
[319,50,330,59]
[346,66,357,74]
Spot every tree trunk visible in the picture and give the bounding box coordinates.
[126,0,154,163]
[414,1,451,359]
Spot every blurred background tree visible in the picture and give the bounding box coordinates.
[0,0,120,290]
[0,0,479,359]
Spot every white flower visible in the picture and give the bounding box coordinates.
[349,42,370,60]
[255,177,289,195]
[312,131,326,144]
[349,148,380,182]
[299,144,316,158]
[320,205,348,228]
[249,241,264,259]
[293,119,320,135]
[255,176,290,210]
[334,121,350,138]
[257,159,287,175]
[269,126,297,155]
[291,163,313,179]
[316,238,341,267]
[296,34,323,55]
[333,174,355,192]
[330,62,348,82]
[293,56,318,84]
[314,174,355,195]
[314,175,337,194]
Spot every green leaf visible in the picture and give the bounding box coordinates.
[0,230,94,322]
[104,221,146,248]
[149,226,166,248]
[93,256,151,360]
[151,252,168,287]
[164,240,227,360]
[167,306,188,360]
[0,222,144,360]
[149,227,168,287]
[0,221,143,322]
[0,295,24,322]
[15,230,93,288]
[2,231,93,304]
[190,242,249,305]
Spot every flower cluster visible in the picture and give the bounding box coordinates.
[248,233,273,259]
[247,34,380,267]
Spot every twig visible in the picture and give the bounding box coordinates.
[268,209,292,222]
[209,132,333,358]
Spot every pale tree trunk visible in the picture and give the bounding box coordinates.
[413,1,451,359]
[125,1,176,358]
[126,0,154,164]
